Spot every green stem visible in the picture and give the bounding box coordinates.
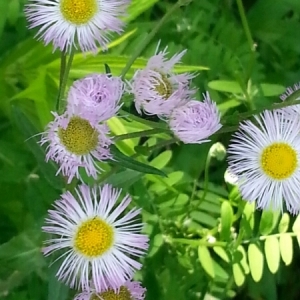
[114,128,170,141]
[236,0,256,105]
[171,237,227,247]
[236,0,255,53]
[120,110,168,130]
[120,0,186,79]
[243,232,299,244]
[221,92,300,128]
[144,138,177,152]
[197,155,211,208]
[56,49,75,112]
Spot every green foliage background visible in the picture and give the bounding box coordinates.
[1,0,300,299]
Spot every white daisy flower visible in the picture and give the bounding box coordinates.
[25,0,130,53]
[228,109,300,214]
[41,110,112,183]
[130,45,196,117]
[43,184,149,291]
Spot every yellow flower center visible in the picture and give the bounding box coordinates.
[90,286,132,300]
[60,0,98,25]
[151,73,172,99]
[260,142,298,180]
[74,218,114,257]
[58,116,98,155]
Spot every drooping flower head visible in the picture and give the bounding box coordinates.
[130,46,196,117]
[280,81,300,115]
[41,110,112,183]
[74,280,146,300]
[25,0,130,53]
[43,184,149,292]
[168,92,222,144]
[228,109,300,214]
[67,74,124,122]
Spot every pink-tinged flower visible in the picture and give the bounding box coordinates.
[25,0,130,53]
[228,110,300,214]
[43,184,149,292]
[130,46,196,117]
[280,82,300,114]
[74,280,146,300]
[40,111,112,183]
[168,92,222,144]
[67,74,124,122]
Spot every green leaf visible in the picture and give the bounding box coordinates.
[148,234,164,257]
[12,106,64,190]
[220,201,233,241]
[149,150,172,169]
[105,170,142,188]
[237,245,250,274]
[259,210,274,235]
[260,83,286,97]
[191,211,218,227]
[278,213,290,233]
[217,99,241,115]
[233,263,245,287]
[198,245,215,278]
[264,236,280,274]
[279,234,293,266]
[48,262,69,300]
[248,243,264,282]
[48,55,208,80]
[110,145,167,177]
[213,246,230,263]
[208,80,243,94]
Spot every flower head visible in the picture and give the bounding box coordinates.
[168,92,222,144]
[25,0,130,53]
[41,110,112,183]
[67,74,124,121]
[74,280,146,300]
[130,46,195,117]
[43,184,149,291]
[228,110,300,214]
[280,82,300,115]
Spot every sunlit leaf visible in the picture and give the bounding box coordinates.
[198,245,215,278]
[220,201,233,241]
[248,243,264,282]
[259,210,274,235]
[278,213,290,233]
[264,236,280,274]
[233,263,245,286]
[279,234,293,266]
[213,246,230,263]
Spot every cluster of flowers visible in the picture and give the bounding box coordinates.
[24,0,222,299]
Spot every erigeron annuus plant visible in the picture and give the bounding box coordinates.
[20,0,300,298]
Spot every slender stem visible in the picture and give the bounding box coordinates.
[120,0,186,79]
[145,138,177,152]
[56,52,67,111]
[197,155,211,208]
[222,93,300,127]
[243,232,300,244]
[114,128,170,142]
[56,49,75,112]
[236,0,255,53]
[120,110,168,130]
[171,237,227,247]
